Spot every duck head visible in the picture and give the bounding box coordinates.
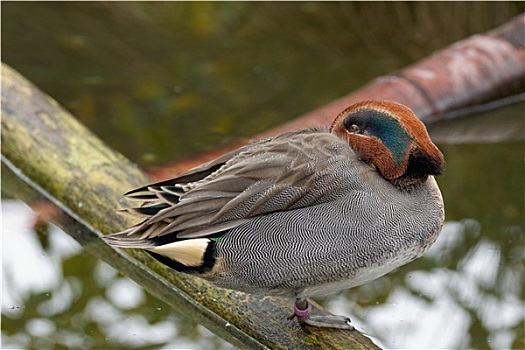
[330,100,444,186]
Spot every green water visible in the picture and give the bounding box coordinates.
[2,2,524,349]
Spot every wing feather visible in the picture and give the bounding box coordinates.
[107,127,359,243]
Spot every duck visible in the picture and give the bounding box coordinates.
[103,100,445,329]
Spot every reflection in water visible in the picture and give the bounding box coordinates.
[3,198,523,349]
[2,201,229,349]
[2,2,524,166]
[325,220,524,349]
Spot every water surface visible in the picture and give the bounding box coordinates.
[2,3,524,349]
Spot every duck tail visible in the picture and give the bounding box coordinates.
[102,231,156,249]
[102,232,217,274]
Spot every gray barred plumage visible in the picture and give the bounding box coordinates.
[103,100,445,329]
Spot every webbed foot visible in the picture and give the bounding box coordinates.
[288,298,354,330]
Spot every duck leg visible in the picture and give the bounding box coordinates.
[289,298,354,330]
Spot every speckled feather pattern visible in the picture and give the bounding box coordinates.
[206,144,443,297]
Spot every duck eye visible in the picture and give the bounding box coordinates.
[349,124,360,133]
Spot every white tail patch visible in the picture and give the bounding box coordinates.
[149,239,210,267]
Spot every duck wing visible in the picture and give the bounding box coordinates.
[107,127,359,242]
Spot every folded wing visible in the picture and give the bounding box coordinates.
[105,128,359,245]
